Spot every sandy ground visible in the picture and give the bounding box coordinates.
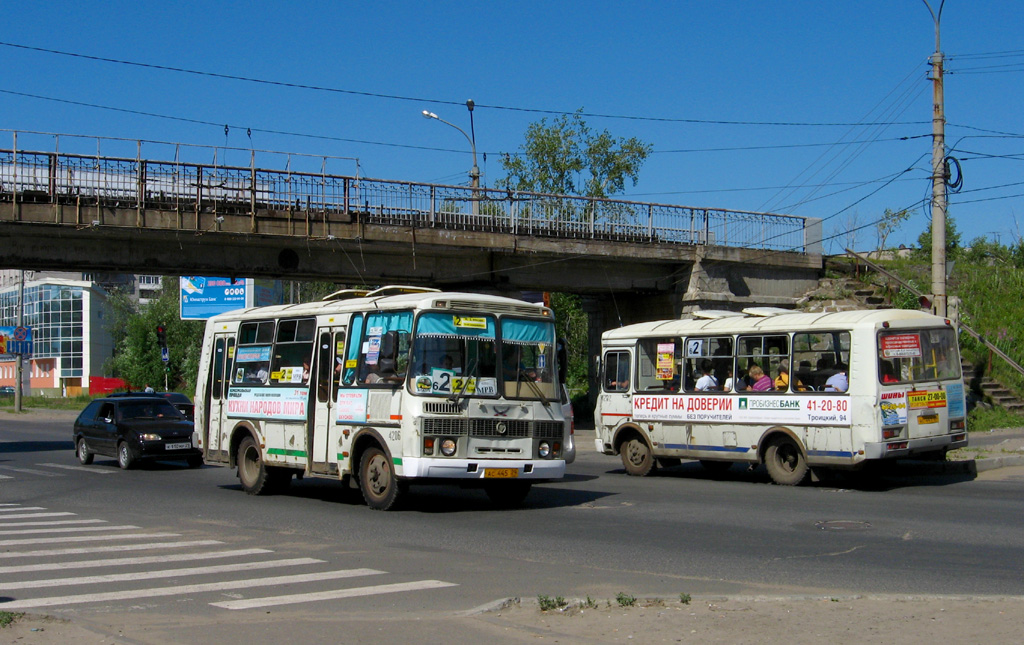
[4,595,1024,644]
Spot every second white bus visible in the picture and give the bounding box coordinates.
[594,308,967,484]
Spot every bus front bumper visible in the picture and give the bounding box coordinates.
[399,457,565,480]
[864,433,968,460]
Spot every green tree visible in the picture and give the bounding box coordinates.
[876,208,911,252]
[549,293,589,396]
[915,216,962,262]
[497,109,652,199]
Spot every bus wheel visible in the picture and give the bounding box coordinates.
[237,436,272,495]
[699,459,732,475]
[359,447,401,511]
[485,482,532,508]
[620,436,654,477]
[764,436,808,485]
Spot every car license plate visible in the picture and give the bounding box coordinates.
[165,442,192,450]
[483,468,518,479]
[917,414,939,425]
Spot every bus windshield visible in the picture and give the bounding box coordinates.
[500,318,557,401]
[410,313,499,397]
[877,327,960,384]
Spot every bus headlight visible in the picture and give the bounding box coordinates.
[440,438,457,457]
[538,441,551,458]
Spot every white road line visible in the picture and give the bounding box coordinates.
[3,557,325,590]
[0,474,11,480]
[0,512,76,520]
[0,525,138,536]
[0,539,224,559]
[0,548,273,574]
[0,466,61,477]
[37,463,114,474]
[0,519,105,528]
[0,507,48,513]
[0,531,179,547]
[210,579,459,610]
[0,568,385,610]
[0,503,21,506]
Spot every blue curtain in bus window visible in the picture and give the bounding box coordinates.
[343,314,364,385]
[501,318,553,345]
[416,312,496,339]
[365,311,414,335]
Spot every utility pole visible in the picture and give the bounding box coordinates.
[924,0,947,317]
[14,271,24,412]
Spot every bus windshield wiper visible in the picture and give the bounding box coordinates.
[518,369,551,407]
[448,358,478,407]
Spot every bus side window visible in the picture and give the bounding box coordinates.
[793,331,850,391]
[604,351,630,392]
[316,332,332,403]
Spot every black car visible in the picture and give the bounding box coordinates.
[106,391,195,420]
[73,396,202,469]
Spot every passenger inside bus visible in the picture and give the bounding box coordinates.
[774,364,789,391]
[824,363,849,392]
[880,360,899,384]
[748,365,773,391]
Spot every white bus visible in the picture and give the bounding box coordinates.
[194,286,569,509]
[594,308,967,485]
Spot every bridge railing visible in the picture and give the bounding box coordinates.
[0,147,820,254]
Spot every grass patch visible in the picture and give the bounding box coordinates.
[537,595,568,611]
[0,611,24,628]
[968,406,1024,433]
[615,592,637,607]
[0,394,93,411]
[679,593,691,605]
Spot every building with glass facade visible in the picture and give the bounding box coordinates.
[0,275,114,397]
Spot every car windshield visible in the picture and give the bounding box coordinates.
[119,401,181,420]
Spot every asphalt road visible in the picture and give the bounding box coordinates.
[3,409,1024,640]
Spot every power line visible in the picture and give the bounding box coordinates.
[0,40,929,127]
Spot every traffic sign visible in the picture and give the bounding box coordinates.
[161,346,169,363]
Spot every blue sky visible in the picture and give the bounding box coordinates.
[2,1,1022,254]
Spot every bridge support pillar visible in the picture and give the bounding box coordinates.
[680,248,821,313]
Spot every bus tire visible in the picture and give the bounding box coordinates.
[764,436,808,485]
[699,459,732,474]
[237,436,272,495]
[359,446,401,511]
[620,435,654,477]
[484,482,532,508]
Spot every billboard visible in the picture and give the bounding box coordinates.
[180,277,285,320]
[0,326,32,356]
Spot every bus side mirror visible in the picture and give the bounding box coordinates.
[556,339,568,384]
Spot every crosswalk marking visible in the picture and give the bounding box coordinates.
[0,524,138,536]
[0,531,179,547]
[0,474,11,480]
[210,579,459,610]
[0,507,48,513]
[0,512,77,520]
[36,463,114,474]
[3,557,325,590]
[0,568,386,610]
[0,519,105,528]
[0,539,225,559]
[0,466,61,477]
[0,548,272,574]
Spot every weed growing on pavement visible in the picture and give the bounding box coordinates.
[616,592,637,607]
[0,611,24,628]
[583,596,598,609]
[679,593,692,605]
[537,595,568,611]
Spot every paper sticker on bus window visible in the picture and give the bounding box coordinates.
[271,371,284,381]
[368,326,384,336]
[345,359,358,369]
[657,343,675,380]
[476,378,497,396]
[881,334,921,358]
[687,339,702,357]
[228,346,235,358]
[335,340,345,354]
[235,368,244,382]
[453,316,487,329]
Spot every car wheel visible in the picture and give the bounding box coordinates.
[764,436,808,485]
[620,435,654,476]
[77,438,94,465]
[237,436,272,495]
[359,446,401,510]
[117,442,135,470]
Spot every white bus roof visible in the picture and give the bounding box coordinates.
[603,309,948,341]
[206,288,551,323]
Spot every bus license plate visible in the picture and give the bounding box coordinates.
[165,442,192,450]
[917,414,939,424]
[484,468,519,479]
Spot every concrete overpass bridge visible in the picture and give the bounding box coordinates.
[0,137,823,328]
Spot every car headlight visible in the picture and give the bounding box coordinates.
[140,433,162,441]
[440,438,457,457]
[538,441,551,458]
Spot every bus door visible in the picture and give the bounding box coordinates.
[597,349,633,443]
[310,327,346,474]
[205,334,234,460]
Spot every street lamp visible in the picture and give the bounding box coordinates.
[422,103,481,216]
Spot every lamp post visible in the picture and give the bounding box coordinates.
[422,103,480,216]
